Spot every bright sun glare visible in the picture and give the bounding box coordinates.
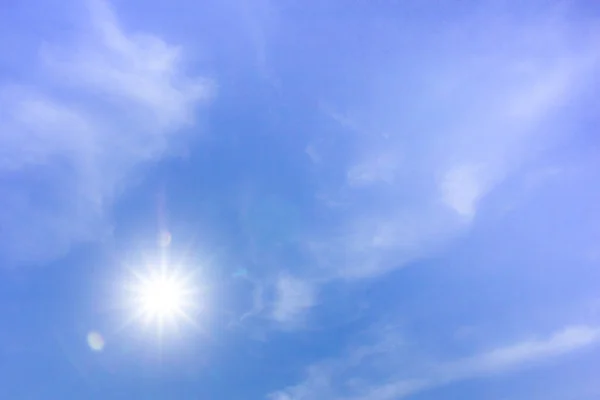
[129,267,197,333]
[139,274,186,318]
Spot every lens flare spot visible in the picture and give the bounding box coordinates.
[87,331,105,351]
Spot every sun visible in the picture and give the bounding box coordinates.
[137,272,186,320]
[127,267,198,334]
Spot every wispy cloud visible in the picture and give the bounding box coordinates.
[304,8,600,281]
[231,4,600,333]
[442,325,600,379]
[271,274,316,327]
[440,164,491,219]
[0,0,211,265]
[269,324,600,400]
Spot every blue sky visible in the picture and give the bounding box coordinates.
[1,0,600,399]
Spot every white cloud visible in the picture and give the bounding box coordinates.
[0,0,211,265]
[271,275,316,326]
[269,324,600,400]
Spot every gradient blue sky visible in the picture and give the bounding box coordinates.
[1,0,600,399]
